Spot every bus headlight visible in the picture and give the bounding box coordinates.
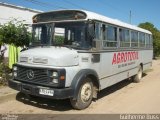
[13,66,17,71]
[52,79,58,84]
[49,69,66,87]
[13,66,18,78]
[52,72,58,78]
[13,72,17,77]
[50,72,59,84]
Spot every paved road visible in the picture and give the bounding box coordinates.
[0,60,160,114]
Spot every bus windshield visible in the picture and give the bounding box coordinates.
[31,22,92,49]
[32,23,52,46]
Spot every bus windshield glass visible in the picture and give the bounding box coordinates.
[31,22,92,49]
[32,23,52,46]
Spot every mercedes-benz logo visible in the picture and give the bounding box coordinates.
[27,70,34,79]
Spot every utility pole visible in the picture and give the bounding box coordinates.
[129,10,132,24]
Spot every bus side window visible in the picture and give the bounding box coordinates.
[95,23,101,40]
[102,24,106,40]
[103,25,117,48]
[139,32,145,47]
[87,23,95,43]
[131,31,138,47]
[150,35,153,48]
[146,34,150,48]
[119,28,130,47]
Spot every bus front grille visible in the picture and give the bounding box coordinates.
[16,66,50,85]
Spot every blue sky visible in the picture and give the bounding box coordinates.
[1,0,160,30]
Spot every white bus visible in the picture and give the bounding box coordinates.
[8,10,153,110]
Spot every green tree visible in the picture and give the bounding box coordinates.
[0,19,31,48]
[138,22,160,57]
[0,19,31,85]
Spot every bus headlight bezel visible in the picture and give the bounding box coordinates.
[13,65,18,78]
[49,69,66,87]
[51,71,59,84]
[52,72,58,78]
[13,66,17,71]
[13,72,17,77]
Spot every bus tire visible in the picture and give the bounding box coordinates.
[70,78,93,110]
[133,65,143,83]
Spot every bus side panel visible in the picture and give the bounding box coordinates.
[100,67,138,90]
[99,50,152,90]
[139,50,153,71]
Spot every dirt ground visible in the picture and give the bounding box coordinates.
[0,60,160,114]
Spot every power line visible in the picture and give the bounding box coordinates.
[96,1,136,24]
[99,1,129,16]
[101,1,128,15]
[61,0,87,10]
[98,1,146,25]
[0,0,8,2]
[0,0,14,4]
[23,0,68,9]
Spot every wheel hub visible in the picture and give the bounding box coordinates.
[81,83,92,103]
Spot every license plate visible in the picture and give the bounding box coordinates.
[39,89,54,96]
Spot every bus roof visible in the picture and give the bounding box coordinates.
[34,9,152,34]
[83,10,152,34]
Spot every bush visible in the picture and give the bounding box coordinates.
[0,19,31,47]
[0,59,11,86]
[0,19,30,86]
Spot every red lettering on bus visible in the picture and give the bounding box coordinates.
[121,52,125,63]
[112,53,117,65]
[112,51,139,65]
[117,53,121,64]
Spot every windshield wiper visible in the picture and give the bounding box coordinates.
[63,45,84,50]
[29,43,50,48]
[63,45,72,49]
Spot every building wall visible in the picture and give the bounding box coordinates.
[0,2,42,24]
[0,2,42,57]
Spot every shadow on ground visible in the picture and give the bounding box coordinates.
[98,73,147,99]
[16,73,147,111]
[97,79,132,99]
[16,93,73,111]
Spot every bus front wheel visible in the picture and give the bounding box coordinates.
[133,65,143,83]
[70,78,93,110]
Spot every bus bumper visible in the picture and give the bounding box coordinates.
[8,79,73,99]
